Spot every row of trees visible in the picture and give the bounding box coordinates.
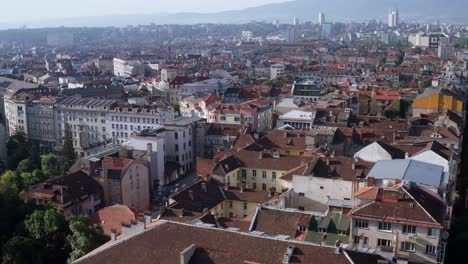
[0,193,108,264]
[0,129,106,263]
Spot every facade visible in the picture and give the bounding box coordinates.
[350,186,445,263]
[388,8,399,28]
[101,157,150,212]
[54,98,116,157]
[412,88,463,117]
[24,171,103,215]
[292,80,330,103]
[277,110,316,131]
[270,63,286,80]
[108,103,175,145]
[26,97,56,151]
[207,99,273,133]
[180,78,232,97]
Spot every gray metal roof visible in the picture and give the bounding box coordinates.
[366,159,444,188]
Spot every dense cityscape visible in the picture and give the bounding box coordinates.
[0,1,468,264]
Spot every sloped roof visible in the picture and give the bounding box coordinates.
[367,159,445,188]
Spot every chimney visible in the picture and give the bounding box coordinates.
[102,158,110,203]
[203,208,209,215]
[334,240,341,254]
[282,254,291,264]
[180,244,197,264]
[321,234,327,246]
[224,182,229,191]
[110,229,117,241]
[352,162,355,170]
[144,211,152,228]
[179,209,185,217]
[326,157,330,166]
[147,143,153,154]
[367,177,375,187]
[188,190,194,200]
[201,182,207,192]
[286,245,294,255]
[159,207,166,217]
[405,152,409,159]
[240,183,245,193]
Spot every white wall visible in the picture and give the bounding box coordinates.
[410,151,449,172]
[293,176,362,204]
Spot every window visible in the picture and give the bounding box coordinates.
[298,206,305,211]
[354,220,369,229]
[234,117,240,122]
[220,115,226,121]
[299,152,304,155]
[229,201,233,208]
[262,184,267,191]
[175,144,179,151]
[298,226,307,232]
[400,242,416,252]
[253,183,257,190]
[243,203,247,210]
[320,186,324,190]
[427,228,438,237]
[378,222,392,232]
[252,170,257,177]
[402,225,417,234]
[299,192,305,197]
[425,245,437,255]
[377,239,391,247]
[174,133,178,139]
[272,172,276,180]
[262,171,267,179]
[353,235,368,245]
[241,170,247,179]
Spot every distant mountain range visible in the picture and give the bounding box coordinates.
[1,0,467,29]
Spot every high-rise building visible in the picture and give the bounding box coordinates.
[293,16,299,26]
[321,23,332,39]
[273,19,279,26]
[287,27,296,43]
[388,8,399,27]
[318,12,325,25]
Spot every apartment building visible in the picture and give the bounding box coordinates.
[107,103,175,145]
[54,97,116,157]
[349,185,446,264]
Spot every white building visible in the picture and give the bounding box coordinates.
[388,8,399,28]
[113,58,145,78]
[270,63,286,80]
[108,104,175,145]
[180,78,232,97]
[318,12,325,25]
[124,133,166,187]
[276,110,316,131]
[54,98,116,157]
[241,31,253,40]
[161,68,178,82]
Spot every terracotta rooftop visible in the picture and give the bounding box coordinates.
[92,205,137,236]
[75,221,357,264]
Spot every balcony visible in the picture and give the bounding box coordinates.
[379,246,394,253]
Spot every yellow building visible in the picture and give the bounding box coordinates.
[413,88,463,117]
[210,150,316,192]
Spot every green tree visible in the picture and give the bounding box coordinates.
[61,124,76,173]
[20,170,45,191]
[66,216,109,263]
[17,158,32,174]
[419,79,432,89]
[6,131,31,170]
[0,170,20,193]
[2,236,41,264]
[25,209,70,263]
[41,154,62,177]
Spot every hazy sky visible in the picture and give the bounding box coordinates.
[0,0,288,22]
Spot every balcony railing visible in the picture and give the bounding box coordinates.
[379,246,394,253]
